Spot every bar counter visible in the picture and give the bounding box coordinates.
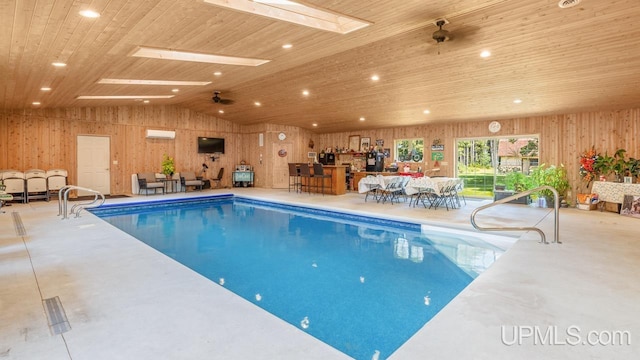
[300,165,347,195]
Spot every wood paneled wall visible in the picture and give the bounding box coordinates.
[0,106,242,194]
[315,108,640,197]
[2,106,639,197]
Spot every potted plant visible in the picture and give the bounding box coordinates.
[530,164,570,207]
[610,149,627,182]
[161,154,175,178]
[594,152,614,180]
[505,171,532,192]
[578,147,599,187]
[626,157,640,183]
[494,171,532,204]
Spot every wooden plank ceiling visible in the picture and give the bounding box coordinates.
[2,0,639,133]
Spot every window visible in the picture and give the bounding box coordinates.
[395,138,424,162]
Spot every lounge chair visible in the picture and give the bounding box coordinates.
[137,172,165,195]
[180,171,203,191]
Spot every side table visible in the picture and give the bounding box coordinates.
[163,178,180,193]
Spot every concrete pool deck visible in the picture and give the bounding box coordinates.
[1,188,638,359]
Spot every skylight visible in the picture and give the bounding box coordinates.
[98,79,211,86]
[76,95,175,100]
[203,0,371,34]
[130,47,270,66]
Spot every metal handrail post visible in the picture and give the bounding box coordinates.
[58,185,105,219]
[470,185,560,244]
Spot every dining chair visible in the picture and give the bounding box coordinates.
[455,178,466,205]
[378,176,404,204]
[211,168,224,189]
[363,175,383,202]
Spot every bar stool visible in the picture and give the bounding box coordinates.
[298,163,313,194]
[288,163,301,192]
[313,163,332,195]
[342,163,351,191]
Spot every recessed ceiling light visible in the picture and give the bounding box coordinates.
[282,44,293,49]
[254,101,261,106]
[558,0,581,9]
[204,0,371,34]
[359,117,365,121]
[214,71,222,76]
[302,90,309,96]
[423,109,431,114]
[32,101,41,105]
[52,62,67,67]
[131,46,270,66]
[171,89,180,93]
[41,87,51,91]
[143,100,150,104]
[218,110,224,114]
[79,10,100,18]
[480,50,491,58]
[371,75,379,81]
[312,123,318,127]
[98,79,211,86]
[76,95,175,99]
[513,99,523,104]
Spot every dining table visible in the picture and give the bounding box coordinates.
[404,177,459,195]
[405,177,464,209]
[357,175,401,194]
[357,175,406,203]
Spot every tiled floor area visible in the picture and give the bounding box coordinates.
[1,188,639,359]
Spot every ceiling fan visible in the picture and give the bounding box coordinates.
[212,91,235,105]
[432,19,450,44]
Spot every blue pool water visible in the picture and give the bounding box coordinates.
[91,196,505,359]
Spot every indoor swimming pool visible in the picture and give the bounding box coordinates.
[91,195,508,359]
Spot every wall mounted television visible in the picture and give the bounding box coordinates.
[197,137,225,154]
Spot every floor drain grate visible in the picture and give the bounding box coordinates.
[43,296,71,335]
[11,211,26,236]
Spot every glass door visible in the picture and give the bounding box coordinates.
[456,136,539,198]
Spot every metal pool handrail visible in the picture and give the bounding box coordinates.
[58,185,105,219]
[470,185,560,244]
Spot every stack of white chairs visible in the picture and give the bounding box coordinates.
[26,169,49,202]
[46,169,68,200]
[1,170,26,203]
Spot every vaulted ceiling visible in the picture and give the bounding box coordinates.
[2,0,639,133]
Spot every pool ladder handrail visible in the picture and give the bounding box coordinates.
[470,185,560,244]
[58,185,105,219]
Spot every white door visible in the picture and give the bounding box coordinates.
[77,135,111,196]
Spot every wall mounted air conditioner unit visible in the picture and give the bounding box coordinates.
[146,129,176,139]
